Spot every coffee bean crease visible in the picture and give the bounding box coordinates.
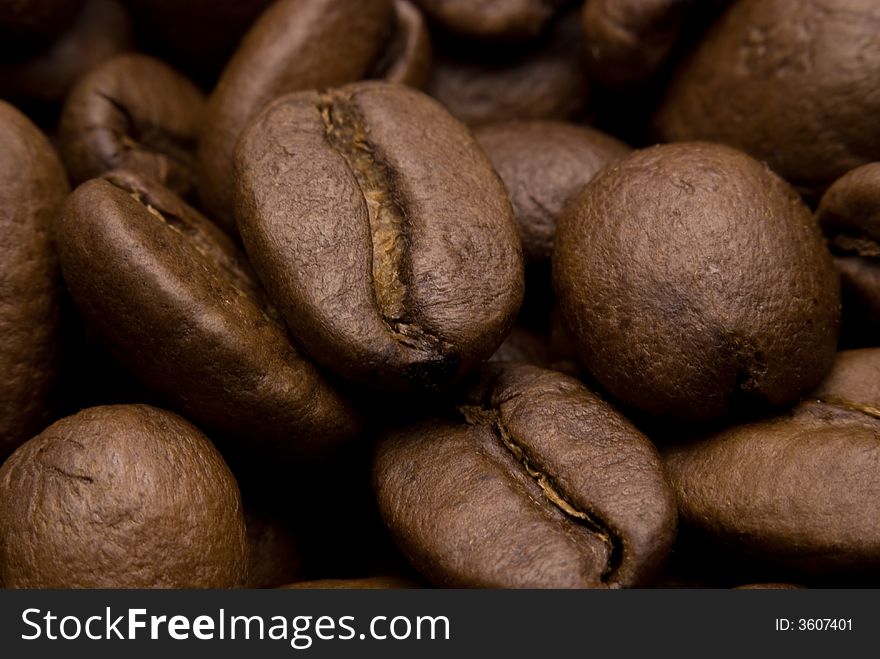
[829,234,880,259]
[94,91,195,173]
[458,402,622,583]
[817,395,880,421]
[317,91,446,356]
[107,174,262,310]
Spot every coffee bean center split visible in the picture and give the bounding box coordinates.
[458,403,623,585]
[317,90,446,356]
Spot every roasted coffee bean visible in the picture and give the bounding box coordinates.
[664,348,880,575]
[414,0,566,41]
[282,576,419,589]
[0,101,69,459]
[655,0,880,199]
[0,404,248,588]
[816,163,880,344]
[4,0,879,591]
[197,0,395,232]
[0,0,83,56]
[0,0,133,107]
[475,120,629,264]
[554,142,840,423]
[57,170,358,459]
[59,53,204,196]
[374,364,677,588]
[235,81,523,392]
[428,10,588,125]
[370,0,432,88]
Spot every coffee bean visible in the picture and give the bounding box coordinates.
[235,81,523,392]
[374,364,677,588]
[58,53,204,196]
[0,100,69,459]
[475,120,630,264]
[3,0,879,590]
[0,404,248,588]
[664,348,880,575]
[57,170,359,459]
[816,162,880,344]
[197,0,395,232]
[0,0,133,106]
[654,0,880,199]
[414,0,566,41]
[428,10,588,125]
[554,142,840,422]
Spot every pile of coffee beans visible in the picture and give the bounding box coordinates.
[1,0,879,589]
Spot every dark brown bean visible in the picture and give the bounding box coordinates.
[56,170,359,459]
[0,404,249,588]
[554,142,840,422]
[197,0,395,232]
[374,364,677,588]
[235,82,523,392]
[664,349,880,575]
[427,10,589,125]
[654,0,880,198]
[59,53,204,196]
[0,100,69,459]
